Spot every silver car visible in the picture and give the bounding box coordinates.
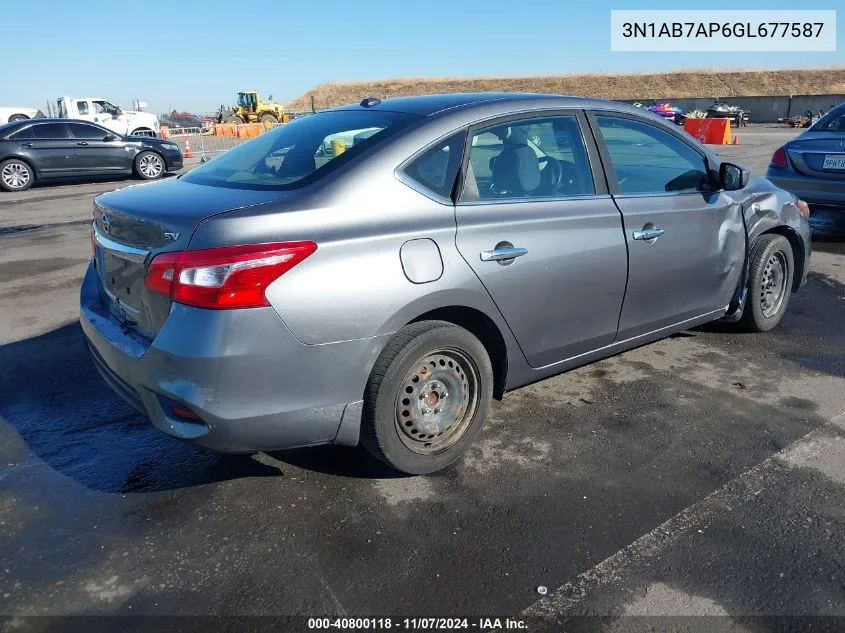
[766,102,845,235]
[81,93,811,474]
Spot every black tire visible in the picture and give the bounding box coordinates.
[133,150,166,180]
[223,115,244,125]
[0,158,35,192]
[360,320,494,475]
[259,112,278,128]
[739,234,794,332]
[8,114,29,122]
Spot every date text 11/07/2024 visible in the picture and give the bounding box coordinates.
[306,617,528,630]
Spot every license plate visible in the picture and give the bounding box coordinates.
[822,154,845,170]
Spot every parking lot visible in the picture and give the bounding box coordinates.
[1,126,844,629]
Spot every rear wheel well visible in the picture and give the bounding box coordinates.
[760,226,805,292]
[410,306,508,399]
[1,156,37,179]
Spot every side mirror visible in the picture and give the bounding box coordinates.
[103,133,118,142]
[720,162,749,191]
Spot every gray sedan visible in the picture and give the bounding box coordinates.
[81,93,811,474]
[766,102,845,235]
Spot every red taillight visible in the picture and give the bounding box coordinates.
[145,241,317,310]
[770,146,788,169]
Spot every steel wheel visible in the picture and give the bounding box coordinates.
[760,251,787,318]
[1,162,31,190]
[394,349,480,455]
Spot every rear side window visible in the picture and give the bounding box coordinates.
[77,101,90,116]
[182,110,416,190]
[461,115,594,202]
[31,123,69,140]
[596,116,710,194]
[9,127,34,140]
[68,122,107,140]
[402,132,465,200]
[812,105,845,131]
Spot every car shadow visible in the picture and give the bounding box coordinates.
[0,322,281,494]
[30,172,178,190]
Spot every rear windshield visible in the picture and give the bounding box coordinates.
[811,105,845,132]
[181,110,416,190]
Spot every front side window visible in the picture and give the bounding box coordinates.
[596,116,710,194]
[461,115,594,201]
[77,101,89,116]
[182,110,416,190]
[402,132,465,199]
[68,122,107,140]
[93,100,118,115]
[31,123,69,140]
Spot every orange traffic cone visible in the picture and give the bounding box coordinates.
[184,140,193,158]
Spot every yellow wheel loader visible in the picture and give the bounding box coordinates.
[217,91,285,128]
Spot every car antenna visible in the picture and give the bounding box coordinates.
[360,97,381,108]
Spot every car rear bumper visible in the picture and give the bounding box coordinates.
[766,170,845,207]
[79,260,377,453]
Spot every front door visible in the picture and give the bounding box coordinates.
[27,122,77,175]
[455,112,628,368]
[92,100,128,135]
[590,112,745,341]
[67,122,129,172]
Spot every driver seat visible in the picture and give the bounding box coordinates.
[491,143,541,196]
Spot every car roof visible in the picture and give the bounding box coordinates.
[329,92,643,117]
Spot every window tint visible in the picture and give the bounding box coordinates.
[403,132,465,199]
[461,115,594,201]
[77,101,89,116]
[182,110,414,191]
[31,123,69,140]
[9,127,34,140]
[596,116,710,194]
[68,122,108,140]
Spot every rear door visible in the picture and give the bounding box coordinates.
[26,122,77,175]
[454,111,628,368]
[589,111,744,341]
[67,122,130,173]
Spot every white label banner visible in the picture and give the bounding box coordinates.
[610,10,836,51]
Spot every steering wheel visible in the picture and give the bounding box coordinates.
[537,156,563,195]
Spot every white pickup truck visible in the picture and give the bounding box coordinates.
[57,97,160,137]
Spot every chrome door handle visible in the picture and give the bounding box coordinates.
[632,227,665,241]
[22,143,33,148]
[76,142,89,146]
[480,246,528,261]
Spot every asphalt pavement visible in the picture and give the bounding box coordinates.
[1,127,844,632]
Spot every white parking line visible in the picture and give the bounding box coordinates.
[523,411,845,618]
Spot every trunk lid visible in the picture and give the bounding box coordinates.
[92,177,287,340]
[785,132,845,178]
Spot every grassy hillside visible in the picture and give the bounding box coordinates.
[286,68,845,111]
